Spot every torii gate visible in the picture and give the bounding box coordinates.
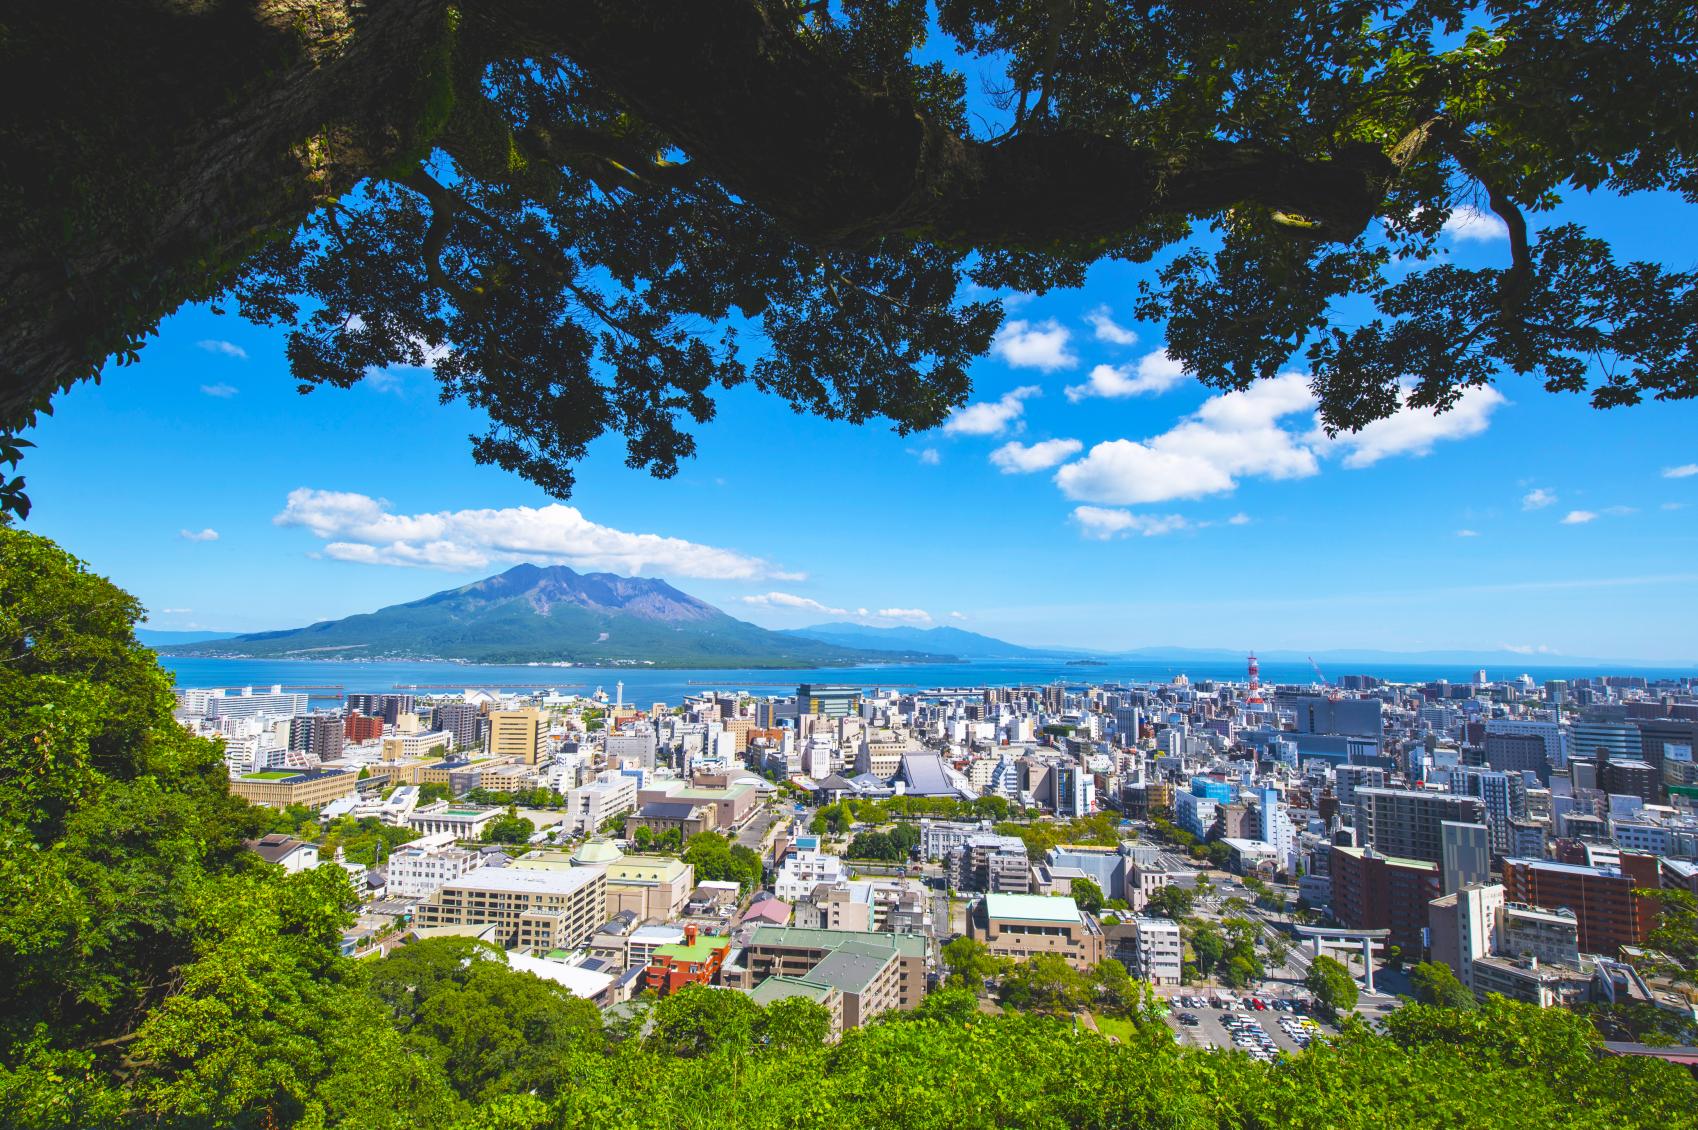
[1294,925,1391,994]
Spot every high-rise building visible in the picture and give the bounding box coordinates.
[1499,853,1660,957]
[797,684,863,719]
[1328,845,1440,954]
[1485,719,1567,771]
[1440,821,1491,894]
[204,686,310,719]
[1284,696,1382,738]
[488,708,545,764]
[344,712,385,743]
[348,693,415,724]
[432,702,483,751]
[287,712,345,759]
[1353,787,1486,866]
[1569,719,1640,764]
[1484,732,1550,783]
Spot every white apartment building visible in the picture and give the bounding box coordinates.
[1130,916,1183,985]
[565,772,638,834]
[774,847,849,901]
[388,842,484,900]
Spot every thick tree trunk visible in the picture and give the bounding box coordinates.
[0,0,451,428]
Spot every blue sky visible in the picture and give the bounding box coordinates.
[20,143,1698,663]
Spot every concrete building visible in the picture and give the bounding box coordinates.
[407,801,503,839]
[967,893,1104,971]
[797,684,862,719]
[749,977,844,1039]
[773,846,850,901]
[948,833,1031,894]
[432,702,483,751]
[414,866,607,950]
[1353,787,1486,865]
[204,686,310,719]
[387,842,484,899]
[381,731,453,761]
[625,800,717,841]
[1329,845,1440,954]
[564,772,639,834]
[229,768,357,809]
[1500,853,1661,957]
[1441,821,1491,894]
[643,925,731,995]
[287,712,346,760]
[742,927,928,1016]
[1126,915,1183,985]
[514,840,695,922]
[1427,881,1505,993]
[488,708,545,764]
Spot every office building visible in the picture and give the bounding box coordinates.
[1440,821,1491,894]
[1500,853,1660,957]
[743,927,928,1016]
[488,708,545,764]
[797,684,862,719]
[287,712,345,760]
[1286,696,1382,738]
[414,866,606,951]
[1353,787,1485,865]
[967,893,1104,971]
[564,772,639,834]
[1329,845,1440,954]
[432,702,483,751]
[948,833,1031,894]
[347,693,415,724]
[229,768,357,809]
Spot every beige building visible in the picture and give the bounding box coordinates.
[514,840,695,922]
[488,708,546,764]
[638,777,757,828]
[968,893,1103,970]
[742,927,928,1015]
[382,731,452,761]
[230,768,357,809]
[414,866,606,951]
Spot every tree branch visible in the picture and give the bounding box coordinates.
[1431,118,1533,313]
[480,0,1390,250]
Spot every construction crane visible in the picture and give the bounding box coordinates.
[1307,657,1342,700]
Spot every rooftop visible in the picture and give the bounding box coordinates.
[749,975,836,1006]
[438,866,601,896]
[653,934,731,963]
[748,925,928,957]
[983,893,1083,924]
[807,942,897,994]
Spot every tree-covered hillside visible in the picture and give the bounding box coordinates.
[2,526,1694,1128]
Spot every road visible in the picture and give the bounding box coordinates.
[736,808,778,854]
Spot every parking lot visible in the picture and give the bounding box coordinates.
[1163,994,1330,1058]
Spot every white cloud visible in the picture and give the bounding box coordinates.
[990,438,1082,474]
[197,339,247,360]
[1071,506,1190,540]
[1085,306,1138,346]
[1603,505,1639,517]
[1561,510,1597,525]
[1456,529,1480,537]
[274,488,797,579]
[948,611,967,620]
[1522,487,1556,510]
[1056,373,1318,504]
[1663,502,1689,511]
[179,528,219,542]
[1064,349,1187,402]
[1315,383,1506,468]
[1663,463,1698,479]
[199,383,239,398]
[159,607,193,614]
[912,447,942,466]
[1228,513,1252,526]
[877,607,933,625]
[991,319,1077,371]
[739,592,847,616]
[942,385,1041,436]
[1500,643,1554,655]
[1443,204,1509,243]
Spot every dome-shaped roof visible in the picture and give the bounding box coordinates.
[571,837,624,866]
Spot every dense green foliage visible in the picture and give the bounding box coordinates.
[681,832,763,892]
[1071,876,1105,914]
[1144,884,1196,920]
[1410,961,1478,1010]
[811,793,1015,836]
[482,813,536,844]
[847,823,920,862]
[1307,954,1362,1018]
[264,807,421,866]
[5,526,1698,1126]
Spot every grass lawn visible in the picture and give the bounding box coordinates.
[1092,1014,1140,1042]
[242,771,297,780]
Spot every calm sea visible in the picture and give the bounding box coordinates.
[156,655,1694,708]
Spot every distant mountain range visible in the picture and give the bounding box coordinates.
[136,629,238,647]
[155,564,957,667]
[783,622,1085,659]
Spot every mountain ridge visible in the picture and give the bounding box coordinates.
[158,565,958,668]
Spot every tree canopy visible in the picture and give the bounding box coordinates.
[4,1,1697,514]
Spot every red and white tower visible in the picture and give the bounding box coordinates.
[1246,652,1264,706]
